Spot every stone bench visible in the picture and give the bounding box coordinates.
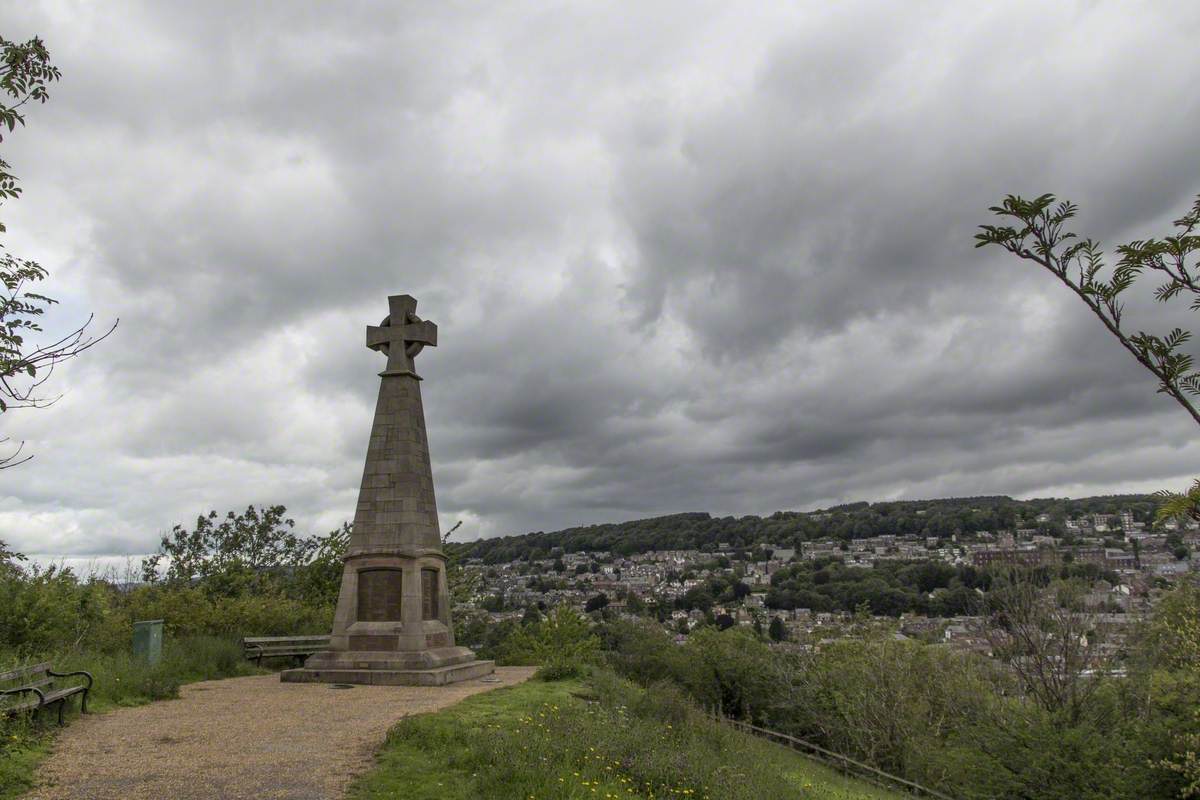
[0,661,92,725]
[241,635,331,666]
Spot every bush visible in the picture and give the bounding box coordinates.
[0,567,120,656]
[677,627,789,723]
[602,620,792,725]
[119,586,333,640]
[601,617,694,685]
[630,679,694,726]
[495,606,599,680]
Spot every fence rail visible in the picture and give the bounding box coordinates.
[713,714,957,800]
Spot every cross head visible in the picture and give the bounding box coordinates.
[366,294,437,376]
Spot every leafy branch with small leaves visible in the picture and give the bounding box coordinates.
[0,34,116,468]
[1155,478,1200,526]
[976,192,1200,427]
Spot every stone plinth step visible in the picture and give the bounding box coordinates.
[279,659,495,687]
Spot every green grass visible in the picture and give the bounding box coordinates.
[350,669,904,800]
[0,715,47,800]
[0,636,264,799]
[58,635,264,711]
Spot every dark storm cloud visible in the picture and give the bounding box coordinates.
[1,1,1199,565]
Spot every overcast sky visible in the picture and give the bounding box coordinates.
[2,1,1199,568]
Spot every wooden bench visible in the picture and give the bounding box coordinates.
[0,662,92,725]
[241,635,330,666]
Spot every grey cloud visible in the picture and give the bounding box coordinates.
[1,1,1199,559]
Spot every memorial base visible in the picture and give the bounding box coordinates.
[281,645,493,686]
[280,659,495,686]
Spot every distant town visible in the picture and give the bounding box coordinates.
[454,497,1197,661]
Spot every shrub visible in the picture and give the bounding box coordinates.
[119,585,332,640]
[0,567,117,656]
[678,627,789,724]
[496,606,599,680]
[602,617,694,685]
[630,679,694,726]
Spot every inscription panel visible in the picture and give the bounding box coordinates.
[421,568,439,620]
[358,568,402,622]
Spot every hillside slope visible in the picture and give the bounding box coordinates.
[350,671,905,800]
[455,493,1159,562]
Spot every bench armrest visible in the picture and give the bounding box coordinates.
[0,685,46,704]
[47,670,94,691]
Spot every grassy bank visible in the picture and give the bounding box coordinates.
[350,669,903,800]
[0,636,262,798]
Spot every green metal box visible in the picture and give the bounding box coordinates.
[132,619,163,665]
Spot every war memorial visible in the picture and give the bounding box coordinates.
[282,294,494,686]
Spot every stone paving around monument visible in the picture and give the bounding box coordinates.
[22,667,535,800]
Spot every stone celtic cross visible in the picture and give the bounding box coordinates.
[366,294,438,377]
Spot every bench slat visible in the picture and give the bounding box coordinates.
[2,681,56,690]
[242,635,329,662]
[243,646,326,651]
[41,686,85,703]
[0,662,51,683]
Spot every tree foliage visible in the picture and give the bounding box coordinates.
[1156,478,1200,528]
[497,605,600,680]
[984,575,1107,725]
[141,505,347,603]
[0,537,24,575]
[0,35,115,466]
[977,192,1200,426]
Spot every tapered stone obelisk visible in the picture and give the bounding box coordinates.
[282,294,494,686]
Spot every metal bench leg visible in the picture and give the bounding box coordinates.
[57,700,65,726]
[81,689,89,714]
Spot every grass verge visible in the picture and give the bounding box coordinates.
[0,636,263,799]
[350,668,904,800]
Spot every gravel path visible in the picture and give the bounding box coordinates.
[24,666,536,800]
